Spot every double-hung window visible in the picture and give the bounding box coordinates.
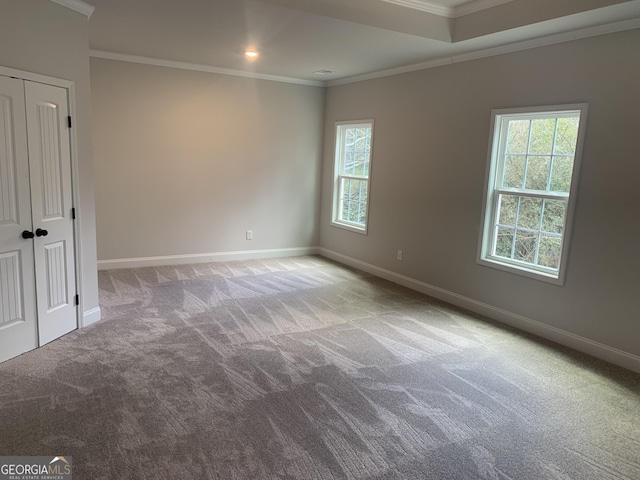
[478,105,588,284]
[331,120,374,233]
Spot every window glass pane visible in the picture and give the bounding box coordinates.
[345,128,355,145]
[550,157,574,192]
[538,235,562,269]
[346,178,358,202]
[340,178,351,218]
[355,179,366,200]
[340,178,367,225]
[498,195,518,226]
[359,181,368,203]
[529,118,555,154]
[541,199,566,234]
[357,202,367,225]
[343,152,354,175]
[502,156,525,188]
[554,117,579,155]
[363,130,371,164]
[354,152,367,175]
[525,156,551,190]
[343,126,372,177]
[495,227,514,258]
[514,230,537,263]
[342,191,356,222]
[351,130,359,154]
[506,120,530,154]
[347,202,360,223]
[355,128,366,150]
[356,202,363,224]
[341,200,349,221]
[340,178,348,219]
[517,197,542,230]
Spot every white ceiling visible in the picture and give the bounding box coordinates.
[84,0,640,84]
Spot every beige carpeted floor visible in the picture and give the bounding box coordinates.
[1,256,639,479]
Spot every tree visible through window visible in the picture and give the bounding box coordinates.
[478,105,587,284]
[332,121,373,233]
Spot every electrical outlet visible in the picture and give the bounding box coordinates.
[246,230,253,240]
[397,250,403,261]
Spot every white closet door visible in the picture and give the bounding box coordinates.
[0,76,38,363]
[25,81,77,346]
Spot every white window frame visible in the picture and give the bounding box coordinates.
[477,104,588,285]
[331,120,374,234]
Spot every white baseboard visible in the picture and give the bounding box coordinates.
[98,247,321,270]
[82,307,101,328]
[319,248,640,374]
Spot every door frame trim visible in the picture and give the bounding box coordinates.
[0,66,84,331]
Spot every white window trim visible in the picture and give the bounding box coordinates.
[477,104,589,285]
[331,119,375,234]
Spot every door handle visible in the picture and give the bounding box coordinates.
[35,228,48,237]
[22,230,35,239]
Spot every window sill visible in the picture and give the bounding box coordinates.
[477,256,565,286]
[330,221,368,235]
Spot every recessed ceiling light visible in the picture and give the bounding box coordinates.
[313,70,335,75]
[245,50,259,59]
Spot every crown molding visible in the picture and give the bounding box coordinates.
[89,50,325,87]
[453,0,515,18]
[328,17,640,86]
[49,0,95,19]
[376,0,516,18]
[377,0,453,17]
[328,57,453,86]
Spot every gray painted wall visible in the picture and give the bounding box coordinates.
[320,29,640,357]
[91,59,325,261]
[0,0,99,318]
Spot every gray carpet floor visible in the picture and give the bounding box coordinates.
[1,255,639,479]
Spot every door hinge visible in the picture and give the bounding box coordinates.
[75,294,79,306]
[67,116,72,128]
[71,207,76,219]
